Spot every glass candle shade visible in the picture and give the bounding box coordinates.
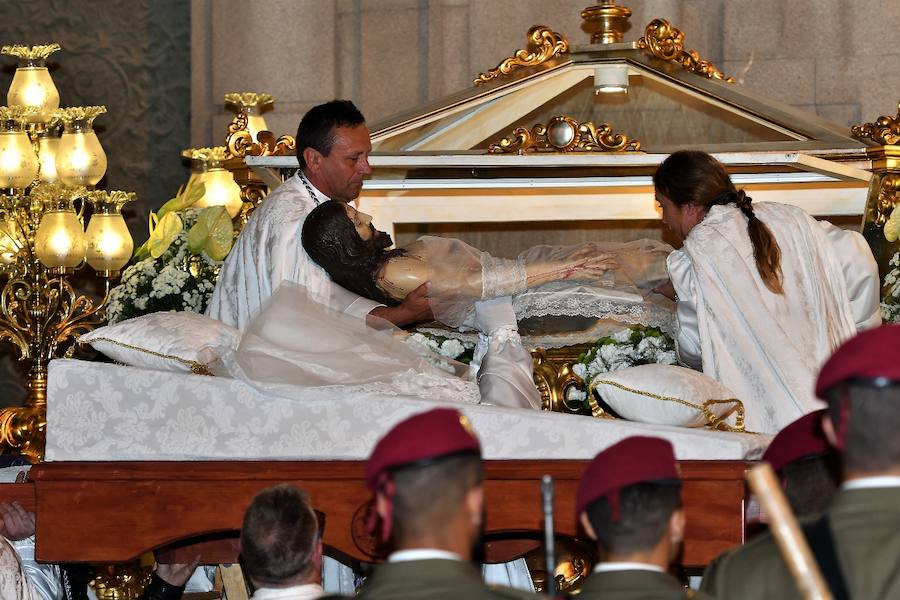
[0,127,39,190]
[245,109,269,141]
[56,122,107,187]
[36,132,60,183]
[35,204,85,271]
[7,64,60,123]
[194,168,243,218]
[85,191,134,276]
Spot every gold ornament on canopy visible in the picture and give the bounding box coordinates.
[0,44,135,460]
[851,101,900,145]
[224,92,274,142]
[489,115,641,154]
[473,26,570,85]
[637,19,735,83]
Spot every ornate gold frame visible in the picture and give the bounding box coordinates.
[852,102,900,145]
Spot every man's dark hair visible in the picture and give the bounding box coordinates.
[391,453,483,543]
[296,100,366,169]
[782,454,840,519]
[825,382,900,473]
[240,484,319,586]
[302,200,403,306]
[585,480,682,557]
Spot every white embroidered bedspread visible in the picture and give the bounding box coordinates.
[45,359,770,462]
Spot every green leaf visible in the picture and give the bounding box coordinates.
[886,204,900,242]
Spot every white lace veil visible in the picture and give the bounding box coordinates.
[417,236,674,328]
[220,284,480,404]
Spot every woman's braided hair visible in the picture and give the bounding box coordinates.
[653,150,783,294]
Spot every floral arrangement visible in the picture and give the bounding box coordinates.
[567,326,677,406]
[106,184,236,323]
[881,251,900,323]
[407,332,476,364]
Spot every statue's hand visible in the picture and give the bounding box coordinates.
[558,247,618,280]
[368,282,434,328]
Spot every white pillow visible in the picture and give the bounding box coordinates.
[588,364,744,430]
[79,311,240,375]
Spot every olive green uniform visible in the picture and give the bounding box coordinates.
[324,559,537,600]
[702,487,900,599]
[577,569,711,599]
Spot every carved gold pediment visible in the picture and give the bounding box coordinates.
[473,26,570,86]
[488,115,641,154]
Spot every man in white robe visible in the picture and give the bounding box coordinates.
[666,202,880,433]
[206,100,430,331]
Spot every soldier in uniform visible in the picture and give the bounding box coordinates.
[573,436,710,599]
[339,407,536,600]
[703,324,900,599]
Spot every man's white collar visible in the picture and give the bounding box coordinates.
[298,171,330,205]
[593,562,665,574]
[251,582,325,599]
[388,549,462,563]
[842,475,900,491]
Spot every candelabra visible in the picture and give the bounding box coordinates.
[0,44,134,460]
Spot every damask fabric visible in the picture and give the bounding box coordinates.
[205,173,381,330]
[45,359,769,462]
[417,237,673,329]
[668,202,880,434]
[0,537,39,600]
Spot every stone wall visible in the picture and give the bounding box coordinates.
[191,0,900,146]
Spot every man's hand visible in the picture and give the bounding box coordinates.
[156,555,201,587]
[368,282,433,328]
[0,501,35,541]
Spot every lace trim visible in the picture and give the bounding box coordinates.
[307,370,481,405]
[512,295,675,335]
[481,254,526,298]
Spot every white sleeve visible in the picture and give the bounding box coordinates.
[6,536,62,600]
[470,297,541,410]
[667,250,703,370]
[818,221,882,331]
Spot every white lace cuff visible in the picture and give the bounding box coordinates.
[481,255,526,298]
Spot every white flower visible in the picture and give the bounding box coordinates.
[657,350,677,364]
[565,387,587,403]
[439,339,465,359]
[572,363,587,379]
[611,329,632,343]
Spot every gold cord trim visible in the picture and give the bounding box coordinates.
[588,379,745,432]
[79,336,213,376]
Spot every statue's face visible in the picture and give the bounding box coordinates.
[343,204,393,249]
[309,124,373,202]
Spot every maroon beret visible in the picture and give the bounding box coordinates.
[575,436,679,520]
[762,410,829,472]
[366,408,481,491]
[816,325,900,399]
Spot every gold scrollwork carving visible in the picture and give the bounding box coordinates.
[637,19,734,83]
[225,111,296,159]
[851,101,900,145]
[869,173,900,227]
[473,26,570,85]
[531,347,593,414]
[489,115,641,154]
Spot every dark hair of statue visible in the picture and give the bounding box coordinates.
[653,150,784,294]
[390,452,484,544]
[240,484,319,585]
[296,99,366,170]
[824,382,900,473]
[302,201,405,306]
[584,480,682,557]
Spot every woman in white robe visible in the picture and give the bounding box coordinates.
[653,150,880,434]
